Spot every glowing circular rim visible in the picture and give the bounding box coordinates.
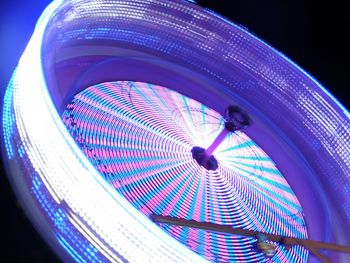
[2,0,350,262]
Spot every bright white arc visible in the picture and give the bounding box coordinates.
[12,1,207,262]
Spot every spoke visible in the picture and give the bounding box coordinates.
[151,214,350,256]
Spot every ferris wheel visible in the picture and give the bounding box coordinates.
[2,0,350,262]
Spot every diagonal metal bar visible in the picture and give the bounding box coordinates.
[150,214,350,258]
[309,248,332,263]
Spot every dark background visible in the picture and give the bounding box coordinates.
[0,0,348,262]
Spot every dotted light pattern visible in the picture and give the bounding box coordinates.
[2,0,350,262]
[62,81,308,262]
[2,1,208,262]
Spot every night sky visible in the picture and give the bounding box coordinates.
[0,0,348,262]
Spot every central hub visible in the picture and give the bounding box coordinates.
[190,106,251,172]
[191,146,218,171]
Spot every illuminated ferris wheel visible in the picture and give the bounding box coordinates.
[2,0,350,262]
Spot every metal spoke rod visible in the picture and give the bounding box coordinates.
[151,214,350,263]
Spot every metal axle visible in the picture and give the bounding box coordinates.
[191,105,251,171]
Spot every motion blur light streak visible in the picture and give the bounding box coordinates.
[3,1,206,262]
[62,81,308,262]
[2,0,350,262]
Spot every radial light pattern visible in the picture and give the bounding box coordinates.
[63,81,308,262]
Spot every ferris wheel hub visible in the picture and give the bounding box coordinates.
[191,146,219,171]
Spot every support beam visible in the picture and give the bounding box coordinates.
[150,214,350,261]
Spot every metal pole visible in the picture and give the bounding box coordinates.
[151,214,350,261]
